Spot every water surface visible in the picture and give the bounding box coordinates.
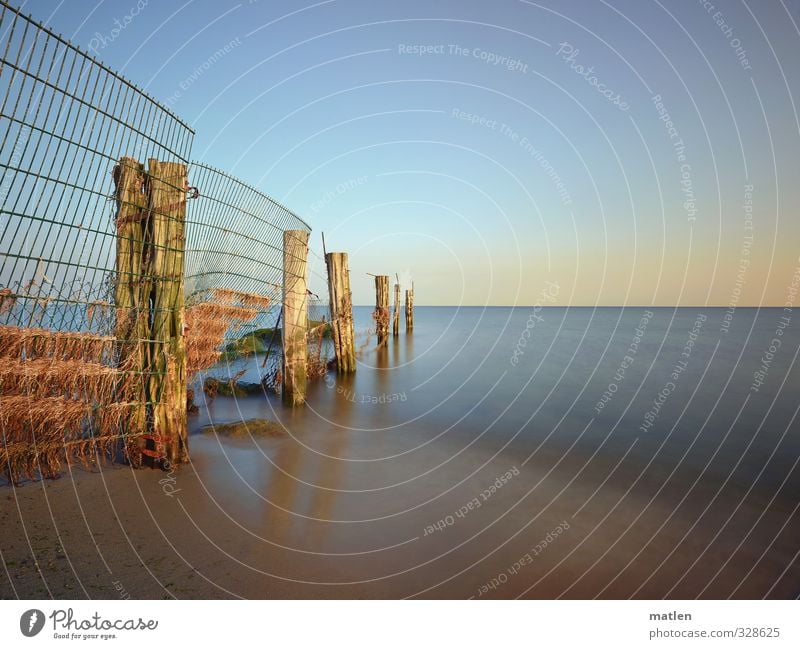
[181,306,800,598]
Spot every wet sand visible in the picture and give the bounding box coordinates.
[2,307,799,598]
[2,399,798,599]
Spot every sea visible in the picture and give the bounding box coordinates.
[184,306,800,598]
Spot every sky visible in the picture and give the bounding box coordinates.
[17,0,800,306]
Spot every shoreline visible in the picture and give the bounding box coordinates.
[2,406,797,599]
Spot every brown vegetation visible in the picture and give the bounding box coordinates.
[0,326,141,483]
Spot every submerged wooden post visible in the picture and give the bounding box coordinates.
[405,283,414,332]
[283,230,309,405]
[375,275,390,347]
[393,280,400,337]
[147,159,188,466]
[325,252,356,373]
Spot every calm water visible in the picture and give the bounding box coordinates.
[184,306,800,598]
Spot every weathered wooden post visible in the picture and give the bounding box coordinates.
[283,230,309,405]
[112,156,149,459]
[375,275,389,347]
[393,279,400,337]
[147,159,188,465]
[325,252,356,373]
[405,283,414,332]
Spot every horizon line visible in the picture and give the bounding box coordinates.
[351,304,785,309]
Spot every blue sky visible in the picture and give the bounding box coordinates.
[20,0,800,306]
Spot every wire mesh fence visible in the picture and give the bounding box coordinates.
[0,1,193,332]
[184,166,334,397]
[184,164,310,394]
[0,1,331,483]
[0,1,194,481]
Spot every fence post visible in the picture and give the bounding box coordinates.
[325,252,356,373]
[393,280,401,337]
[375,275,390,347]
[283,230,309,405]
[405,284,414,332]
[147,159,188,466]
[112,156,149,460]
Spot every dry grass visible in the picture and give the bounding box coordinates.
[0,285,276,482]
[0,358,120,402]
[86,300,112,328]
[374,307,390,329]
[0,325,144,482]
[184,295,270,378]
[0,396,142,483]
[211,288,272,310]
[0,326,116,363]
[0,288,15,314]
[306,323,328,380]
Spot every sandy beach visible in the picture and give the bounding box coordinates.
[3,380,798,599]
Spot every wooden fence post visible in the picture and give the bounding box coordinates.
[393,280,400,337]
[405,284,414,332]
[325,252,356,373]
[146,159,188,466]
[112,156,149,460]
[375,275,389,347]
[283,230,309,405]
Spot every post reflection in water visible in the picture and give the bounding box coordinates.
[306,372,353,549]
[261,409,305,547]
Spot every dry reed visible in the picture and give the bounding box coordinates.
[184,294,270,378]
[0,325,142,482]
[0,395,142,483]
[0,358,120,402]
[211,288,272,310]
[0,288,15,314]
[306,323,328,380]
[0,326,116,363]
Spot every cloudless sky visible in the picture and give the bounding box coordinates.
[19,0,800,306]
